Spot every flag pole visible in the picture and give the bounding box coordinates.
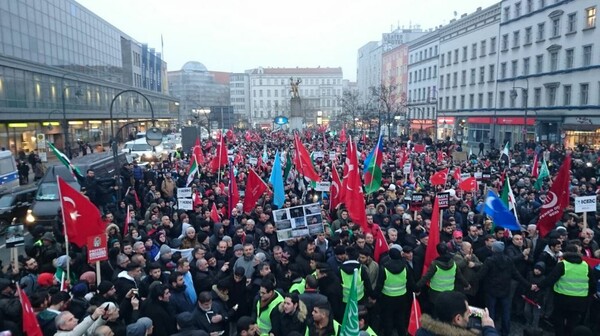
[57,176,71,286]
[368,133,382,194]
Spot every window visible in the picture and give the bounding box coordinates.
[534,87,542,107]
[488,64,495,81]
[537,23,545,41]
[549,51,559,71]
[490,37,497,53]
[567,13,577,33]
[479,67,485,83]
[523,57,531,75]
[580,83,589,104]
[513,31,520,48]
[478,94,484,109]
[441,54,445,66]
[536,54,544,73]
[452,96,456,110]
[440,75,444,88]
[454,49,459,63]
[563,85,572,105]
[502,34,509,51]
[586,7,596,29]
[551,18,561,38]
[527,0,533,13]
[583,45,592,66]
[525,27,532,44]
[453,72,458,87]
[472,43,477,59]
[504,7,511,21]
[539,0,545,9]
[446,75,451,88]
[447,52,451,65]
[460,95,465,109]
[511,60,519,77]
[547,86,557,106]
[515,2,522,17]
[470,69,476,84]
[500,62,507,79]
[433,65,437,77]
[481,40,487,55]
[565,49,574,69]
[488,92,494,108]
[461,70,467,86]
[462,46,468,61]
[469,94,475,108]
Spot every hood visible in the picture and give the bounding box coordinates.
[213,223,223,235]
[562,252,583,264]
[211,284,229,302]
[433,256,455,270]
[340,260,361,274]
[419,314,478,336]
[383,259,407,274]
[278,298,308,322]
[106,223,120,234]
[117,270,135,282]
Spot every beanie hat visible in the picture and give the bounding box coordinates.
[534,261,546,272]
[97,281,114,295]
[196,231,209,243]
[255,252,266,263]
[79,271,96,285]
[38,273,55,287]
[389,248,402,260]
[222,236,232,243]
[233,244,243,252]
[70,283,88,297]
[159,244,172,256]
[126,317,153,336]
[491,241,505,253]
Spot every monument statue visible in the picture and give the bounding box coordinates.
[290,77,302,98]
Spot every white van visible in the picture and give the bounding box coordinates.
[122,138,164,162]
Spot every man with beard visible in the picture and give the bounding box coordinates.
[19,256,39,296]
[138,263,169,299]
[271,293,308,336]
[192,291,230,335]
[141,284,177,336]
[307,301,340,336]
[176,259,197,305]
[296,240,319,276]
[168,271,194,314]
[234,243,256,278]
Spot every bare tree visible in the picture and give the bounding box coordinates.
[337,89,361,134]
[370,84,407,138]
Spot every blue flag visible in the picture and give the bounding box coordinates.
[269,151,285,208]
[363,134,383,174]
[483,191,521,231]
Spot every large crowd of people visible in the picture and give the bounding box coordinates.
[1,130,599,336]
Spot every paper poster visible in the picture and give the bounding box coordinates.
[274,203,324,241]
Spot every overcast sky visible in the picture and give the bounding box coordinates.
[76,0,498,81]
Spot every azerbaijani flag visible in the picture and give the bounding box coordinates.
[364,134,383,194]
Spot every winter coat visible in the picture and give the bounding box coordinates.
[416,314,499,336]
[54,315,106,336]
[271,299,308,336]
[140,299,177,336]
[169,285,195,314]
[416,255,469,291]
[113,271,138,302]
[476,252,529,298]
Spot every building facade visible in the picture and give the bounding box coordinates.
[437,4,502,146]
[247,67,343,129]
[407,30,440,138]
[497,0,600,147]
[230,72,251,128]
[357,41,383,102]
[0,0,176,153]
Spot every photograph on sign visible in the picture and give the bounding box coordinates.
[275,203,324,241]
[6,224,25,248]
[177,187,192,199]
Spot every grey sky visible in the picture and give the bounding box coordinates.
[76,0,498,81]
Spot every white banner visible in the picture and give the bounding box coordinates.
[575,195,596,213]
[178,198,193,210]
[177,187,192,198]
[315,181,331,192]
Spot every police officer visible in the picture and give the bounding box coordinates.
[539,244,595,336]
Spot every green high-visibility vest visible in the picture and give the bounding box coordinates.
[429,263,456,292]
[554,260,589,297]
[305,320,340,336]
[290,278,306,294]
[362,326,377,336]
[256,291,284,335]
[381,268,407,297]
[341,268,364,303]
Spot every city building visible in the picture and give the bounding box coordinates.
[0,0,176,154]
[167,61,233,130]
[497,0,600,147]
[407,30,440,139]
[246,67,343,129]
[437,4,502,147]
[230,72,251,128]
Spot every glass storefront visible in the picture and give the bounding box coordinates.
[564,130,600,149]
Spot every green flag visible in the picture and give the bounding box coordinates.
[186,154,199,187]
[534,160,549,190]
[283,151,292,181]
[48,142,84,181]
[340,268,360,336]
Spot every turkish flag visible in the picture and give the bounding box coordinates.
[408,293,422,336]
[193,190,202,208]
[436,150,444,162]
[453,167,462,181]
[330,161,343,212]
[294,133,320,182]
[339,127,347,142]
[422,197,441,276]
[373,225,389,263]
[58,177,105,248]
[532,153,539,178]
[228,165,239,218]
[413,144,426,153]
[429,168,449,186]
[211,203,220,223]
[18,285,43,336]
[342,137,367,231]
[193,137,205,164]
[458,177,478,192]
[210,133,228,173]
[537,154,571,238]
[242,169,269,213]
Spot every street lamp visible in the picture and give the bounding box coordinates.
[61,74,83,158]
[510,78,529,144]
[109,89,160,201]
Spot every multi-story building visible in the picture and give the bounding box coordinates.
[407,30,440,138]
[168,61,233,129]
[497,0,600,147]
[357,41,383,101]
[437,4,502,146]
[230,72,251,128]
[246,67,343,129]
[0,0,176,153]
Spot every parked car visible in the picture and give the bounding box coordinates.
[0,186,37,235]
[122,138,164,162]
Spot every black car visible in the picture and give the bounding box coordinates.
[0,186,36,235]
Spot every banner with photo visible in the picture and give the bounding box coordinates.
[273,202,324,241]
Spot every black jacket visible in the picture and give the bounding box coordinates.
[477,252,529,298]
[140,299,177,336]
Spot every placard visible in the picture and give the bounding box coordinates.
[87,235,108,263]
[177,187,192,198]
[411,193,424,212]
[474,172,483,180]
[329,151,337,160]
[403,163,411,174]
[274,203,324,241]
[437,192,450,209]
[312,151,324,159]
[452,152,468,162]
[249,158,258,166]
[315,182,331,192]
[178,198,193,210]
[6,224,25,248]
[575,196,597,213]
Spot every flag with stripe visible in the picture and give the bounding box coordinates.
[186,155,199,187]
[48,142,84,182]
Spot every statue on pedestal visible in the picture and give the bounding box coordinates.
[290,77,302,98]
